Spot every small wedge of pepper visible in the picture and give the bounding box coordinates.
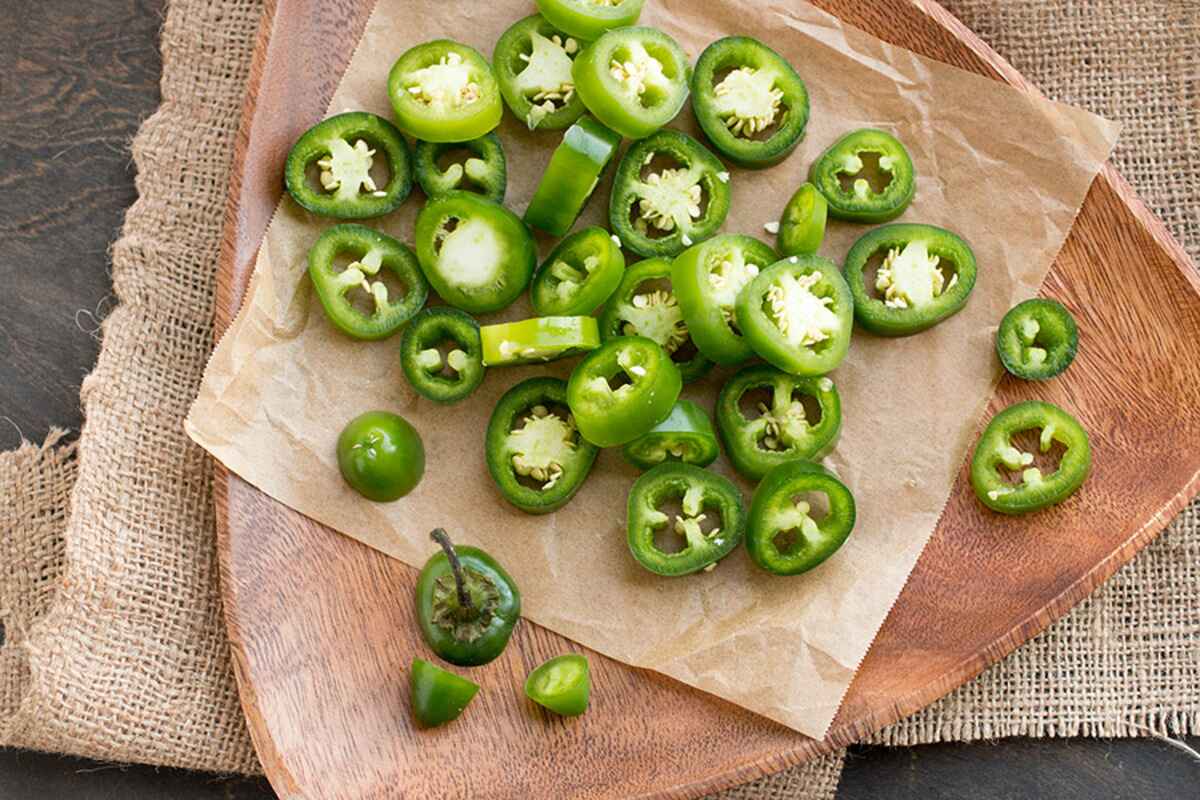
[609,130,732,259]
[530,226,626,317]
[534,0,645,41]
[809,128,915,223]
[480,316,600,367]
[400,307,486,404]
[996,299,1078,380]
[524,115,622,236]
[525,654,591,717]
[307,225,428,341]
[410,658,479,728]
[626,462,746,576]
[844,223,977,336]
[735,255,854,376]
[622,399,719,470]
[494,15,586,131]
[485,377,599,514]
[599,256,712,383]
[413,134,506,202]
[415,529,521,666]
[970,401,1091,515]
[747,460,855,575]
[776,182,827,257]
[716,365,841,481]
[566,336,682,447]
[284,112,413,219]
[388,40,503,143]
[671,234,777,365]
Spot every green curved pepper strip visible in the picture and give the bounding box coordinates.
[566,336,682,447]
[622,399,720,471]
[747,460,856,576]
[531,226,626,317]
[809,128,915,223]
[410,658,479,728]
[524,115,622,236]
[480,316,600,367]
[525,654,591,717]
[413,134,506,202]
[996,299,1079,380]
[776,182,827,257]
[400,307,486,404]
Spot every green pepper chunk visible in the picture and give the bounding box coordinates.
[415,191,536,314]
[307,225,428,341]
[415,528,521,666]
[284,112,413,219]
[735,255,854,376]
[571,26,690,140]
[337,411,425,502]
[747,460,855,576]
[622,399,719,471]
[400,307,486,404]
[566,336,682,447]
[530,226,626,317]
[485,377,599,514]
[609,130,732,259]
[996,299,1079,380]
[970,401,1091,515]
[388,40,503,143]
[716,365,841,482]
[671,234,777,365]
[809,129,915,223]
[494,15,587,131]
[776,182,827,257]
[844,223,977,337]
[413,134,506,203]
[691,36,810,168]
[525,654,591,717]
[599,257,713,383]
[524,115,622,236]
[534,0,645,41]
[410,658,479,728]
[627,462,746,576]
[480,316,600,367]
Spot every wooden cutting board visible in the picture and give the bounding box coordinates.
[212,1,1200,797]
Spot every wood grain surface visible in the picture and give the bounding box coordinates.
[211,1,1200,798]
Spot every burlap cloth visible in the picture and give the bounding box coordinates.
[0,1,1195,797]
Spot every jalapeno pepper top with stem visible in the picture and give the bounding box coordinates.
[410,658,479,728]
[415,528,521,666]
[534,0,645,42]
[626,462,746,577]
[414,191,536,314]
[970,401,1091,515]
[599,257,713,383]
[307,225,428,341]
[622,399,720,470]
[996,299,1079,380]
[525,654,591,717]
[388,40,503,143]
[566,336,682,447]
[671,234,777,365]
[844,223,977,337]
[716,364,841,481]
[735,255,854,376]
[776,182,827,257]
[747,460,856,576]
[485,377,599,514]
[481,316,600,367]
[571,26,691,140]
[400,307,486,404]
[413,134,506,203]
[494,15,587,131]
[610,130,732,260]
[691,36,810,168]
[530,226,626,317]
[284,112,413,219]
[524,115,622,236]
[809,128,915,223]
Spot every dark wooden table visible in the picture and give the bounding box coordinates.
[0,1,1196,798]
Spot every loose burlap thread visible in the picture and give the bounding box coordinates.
[0,1,1196,798]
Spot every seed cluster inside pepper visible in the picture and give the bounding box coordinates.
[508,404,578,490]
[707,249,761,322]
[406,52,482,109]
[619,287,689,355]
[765,270,841,348]
[984,425,1059,502]
[317,139,387,199]
[874,240,958,310]
[609,43,668,100]
[711,66,784,137]
[517,31,580,128]
[754,382,828,452]
[635,164,704,235]
[647,485,725,558]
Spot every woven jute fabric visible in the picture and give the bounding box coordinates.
[0,1,1196,798]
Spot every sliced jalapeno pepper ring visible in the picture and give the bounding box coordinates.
[531,226,626,317]
[716,365,841,482]
[284,112,413,219]
[486,376,599,514]
[691,36,810,168]
[525,115,622,236]
[566,336,682,447]
[747,460,856,576]
[996,298,1078,380]
[599,256,713,383]
[481,316,600,367]
[610,130,732,259]
[400,307,486,404]
[809,128,916,223]
[622,399,720,471]
[494,15,587,131]
[970,400,1091,515]
[307,225,428,341]
[626,462,746,577]
[413,134,506,203]
[388,40,503,143]
[534,0,645,42]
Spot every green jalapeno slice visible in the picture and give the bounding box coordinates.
[776,182,827,257]
[524,115,622,236]
[622,399,720,471]
[400,307,486,404]
[996,299,1079,380]
[494,15,587,131]
[809,128,916,223]
[566,336,682,447]
[530,226,626,317]
[480,316,600,366]
[413,134,506,203]
[747,460,855,576]
[534,0,645,41]
[388,40,503,143]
